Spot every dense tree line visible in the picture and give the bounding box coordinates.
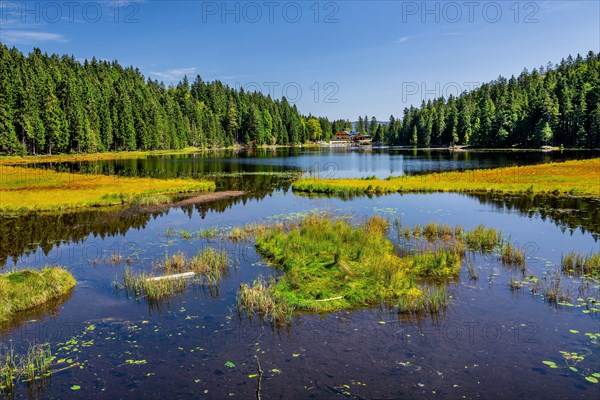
[0,45,353,155]
[1,46,598,154]
[375,51,599,148]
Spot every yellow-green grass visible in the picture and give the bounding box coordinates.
[238,216,462,320]
[0,166,215,212]
[293,159,600,198]
[0,147,205,165]
[0,267,76,324]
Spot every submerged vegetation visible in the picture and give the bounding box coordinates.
[0,267,76,324]
[117,248,228,305]
[293,159,600,198]
[0,166,216,212]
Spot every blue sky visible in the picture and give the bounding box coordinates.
[1,0,598,120]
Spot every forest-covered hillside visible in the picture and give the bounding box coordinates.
[0,45,598,154]
[0,45,350,155]
[379,51,599,148]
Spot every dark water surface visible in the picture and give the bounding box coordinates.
[1,149,599,399]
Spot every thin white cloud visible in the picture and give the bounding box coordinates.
[149,67,198,82]
[396,36,411,43]
[1,30,68,44]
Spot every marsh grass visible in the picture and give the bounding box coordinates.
[0,343,53,394]
[465,225,501,252]
[397,285,449,314]
[179,230,193,240]
[562,251,600,277]
[240,216,465,319]
[292,159,600,198]
[532,270,572,304]
[0,268,76,324]
[237,277,293,323]
[118,248,229,304]
[198,227,219,239]
[501,242,526,268]
[0,165,215,212]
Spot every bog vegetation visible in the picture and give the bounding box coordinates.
[0,165,216,212]
[236,216,509,322]
[293,159,600,198]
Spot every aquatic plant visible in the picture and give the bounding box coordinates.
[501,242,526,267]
[237,276,293,323]
[118,248,229,304]
[562,251,600,277]
[0,343,53,395]
[465,225,501,252]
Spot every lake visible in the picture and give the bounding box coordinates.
[1,148,599,399]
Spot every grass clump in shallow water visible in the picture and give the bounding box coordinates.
[465,225,501,252]
[0,343,53,394]
[238,216,463,319]
[0,268,76,324]
[237,277,293,322]
[562,251,600,277]
[501,241,526,267]
[117,248,229,303]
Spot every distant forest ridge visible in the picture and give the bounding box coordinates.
[0,45,598,155]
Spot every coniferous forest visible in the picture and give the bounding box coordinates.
[0,45,598,155]
[0,44,350,155]
[378,51,600,148]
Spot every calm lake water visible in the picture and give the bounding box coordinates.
[1,148,599,399]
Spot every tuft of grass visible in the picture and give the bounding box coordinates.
[0,268,76,324]
[465,225,501,252]
[292,159,600,198]
[561,251,600,277]
[0,343,53,395]
[198,227,218,239]
[117,248,229,304]
[501,242,526,267]
[509,276,523,291]
[237,277,293,323]
[179,230,193,240]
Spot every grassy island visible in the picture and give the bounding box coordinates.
[0,165,216,212]
[237,216,478,321]
[292,159,600,198]
[0,267,76,324]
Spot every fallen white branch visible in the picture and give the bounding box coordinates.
[147,272,195,281]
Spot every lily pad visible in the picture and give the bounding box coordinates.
[224,361,236,368]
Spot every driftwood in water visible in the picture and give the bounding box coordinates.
[147,272,195,282]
